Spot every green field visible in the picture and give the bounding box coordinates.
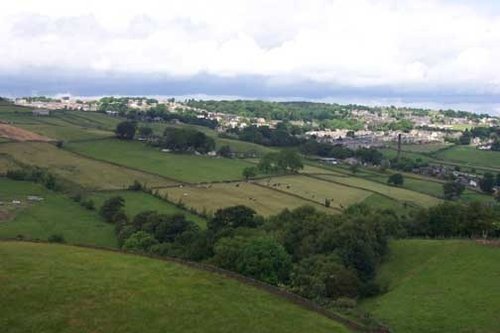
[0,142,174,190]
[0,178,116,247]
[256,175,372,209]
[386,142,451,153]
[89,191,206,227]
[434,146,500,172]
[159,182,334,216]
[363,240,500,333]
[0,241,350,333]
[66,139,254,183]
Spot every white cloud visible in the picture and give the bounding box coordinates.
[1,0,500,94]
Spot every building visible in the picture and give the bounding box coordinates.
[32,109,50,116]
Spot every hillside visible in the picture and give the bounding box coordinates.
[0,242,351,333]
[362,240,500,333]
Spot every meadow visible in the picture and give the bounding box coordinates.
[1,142,174,190]
[362,240,500,333]
[433,145,500,172]
[66,139,255,183]
[0,242,351,333]
[0,178,117,247]
[158,182,335,216]
[89,191,206,227]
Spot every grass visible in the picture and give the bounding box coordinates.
[313,174,439,208]
[433,145,500,172]
[0,178,117,247]
[66,139,254,183]
[362,239,500,333]
[386,142,451,153]
[0,241,351,333]
[158,182,334,216]
[89,191,206,228]
[256,175,372,209]
[1,142,174,190]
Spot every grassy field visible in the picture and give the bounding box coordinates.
[159,182,334,216]
[386,142,451,153]
[312,174,439,208]
[0,241,351,333]
[0,142,174,190]
[362,240,500,333]
[89,191,206,227]
[256,175,372,209]
[433,146,500,172]
[0,178,116,247]
[66,139,254,183]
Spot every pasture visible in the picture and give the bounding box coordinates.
[0,242,351,333]
[433,145,500,172]
[89,191,206,227]
[0,142,174,190]
[158,182,334,216]
[66,139,254,183]
[362,240,500,333]
[0,178,117,247]
[256,175,372,209]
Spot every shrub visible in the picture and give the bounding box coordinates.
[48,234,65,243]
[122,231,158,252]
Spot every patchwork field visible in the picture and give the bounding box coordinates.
[362,240,500,333]
[312,173,440,208]
[256,175,372,209]
[0,123,53,142]
[0,242,351,333]
[66,139,255,183]
[0,178,116,247]
[158,182,335,216]
[89,191,206,228]
[0,142,174,190]
[433,145,500,172]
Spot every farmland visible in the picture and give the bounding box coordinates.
[158,182,335,216]
[363,240,500,333]
[0,241,350,333]
[433,145,500,171]
[66,139,255,183]
[89,191,206,227]
[0,179,117,247]
[1,142,174,190]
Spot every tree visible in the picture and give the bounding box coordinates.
[442,182,465,200]
[122,231,158,252]
[458,129,472,145]
[208,205,260,234]
[115,121,137,140]
[242,166,257,180]
[138,126,153,138]
[217,145,233,158]
[236,238,292,285]
[479,173,495,193]
[387,173,404,186]
[99,196,125,222]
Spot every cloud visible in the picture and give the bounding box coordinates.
[1,0,500,110]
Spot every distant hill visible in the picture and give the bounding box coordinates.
[0,242,351,333]
[362,240,500,333]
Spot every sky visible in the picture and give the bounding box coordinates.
[1,0,500,115]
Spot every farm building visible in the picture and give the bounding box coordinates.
[32,109,51,116]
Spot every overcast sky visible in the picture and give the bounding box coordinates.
[1,0,500,114]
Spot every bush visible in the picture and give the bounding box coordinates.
[48,234,65,243]
[122,231,158,252]
[99,196,125,222]
[128,180,143,191]
[81,199,95,210]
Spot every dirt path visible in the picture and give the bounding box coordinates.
[0,123,53,142]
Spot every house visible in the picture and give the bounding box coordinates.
[32,109,50,116]
[106,110,119,116]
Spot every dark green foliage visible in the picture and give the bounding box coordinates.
[242,166,258,180]
[99,196,125,223]
[408,201,498,238]
[122,231,158,252]
[155,128,215,153]
[81,199,95,210]
[387,173,404,186]
[128,180,143,191]
[355,148,383,165]
[230,125,301,147]
[290,254,360,301]
[115,121,137,140]
[48,234,65,243]
[257,151,303,174]
[6,167,58,191]
[208,205,260,235]
[458,129,472,145]
[138,126,153,138]
[217,145,234,158]
[442,182,465,200]
[300,141,354,159]
[479,173,495,193]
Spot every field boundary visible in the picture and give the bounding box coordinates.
[0,239,389,333]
